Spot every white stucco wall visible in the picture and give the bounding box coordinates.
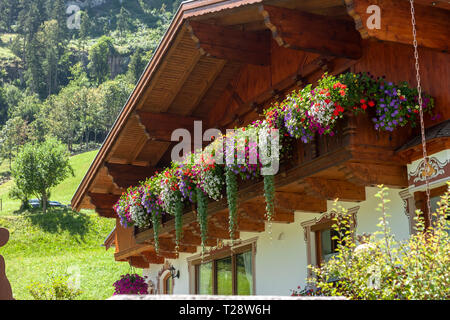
[143,186,412,296]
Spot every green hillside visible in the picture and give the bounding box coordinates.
[0,150,132,300]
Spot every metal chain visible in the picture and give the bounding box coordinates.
[409,0,432,226]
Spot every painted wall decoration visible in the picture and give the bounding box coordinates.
[408,151,450,189]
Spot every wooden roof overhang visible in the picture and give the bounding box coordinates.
[70,0,450,267]
[397,119,450,163]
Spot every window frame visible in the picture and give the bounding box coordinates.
[300,205,360,270]
[188,239,257,295]
[414,184,448,229]
[162,271,173,294]
[311,220,337,267]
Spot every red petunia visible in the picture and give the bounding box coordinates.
[368,101,375,107]
[361,104,368,110]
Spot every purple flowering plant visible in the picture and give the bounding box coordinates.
[113,274,149,295]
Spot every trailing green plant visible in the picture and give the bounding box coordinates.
[196,186,209,253]
[173,191,184,249]
[263,174,275,222]
[150,211,161,253]
[225,166,238,241]
[305,183,450,300]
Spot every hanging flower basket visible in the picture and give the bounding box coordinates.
[113,274,149,295]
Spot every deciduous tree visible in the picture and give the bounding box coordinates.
[11,138,74,214]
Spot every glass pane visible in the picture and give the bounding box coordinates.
[197,262,212,295]
[236,251,253,295]
[216,256,232,295]
[321,229,338,263]
[166,277,173,294]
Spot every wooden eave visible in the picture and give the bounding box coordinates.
[70,0,449,265]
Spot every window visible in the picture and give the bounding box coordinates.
[312,221,338,266]
[191,243,255,295]
[301,207,359,276]
[216,256,233,295]
[163,272,173,294]
[415,185,448,231]
[430,192,449,236]
[319,228,340,264]
[311,216,353,267]
[197,262,213,295]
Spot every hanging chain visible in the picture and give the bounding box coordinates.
[409,0,432,226]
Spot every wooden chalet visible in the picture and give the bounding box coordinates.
[71,0,450,295]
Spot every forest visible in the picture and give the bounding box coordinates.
[0,0,179,166]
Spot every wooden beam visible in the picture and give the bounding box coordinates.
[239,199,296,223]
[88,192,120,218]
[159,238,197,254]
[207,221,238,240]
[186,21,271,66]
[340,162,408,188]
[105,163,156,189]
[275,192,328,213]
[95,208,116,219]
[214,211,266,233]
[157,251,179,259]
[259,5,362,59]
[345,0,450,52]
[128,256,149,269]
[88,192,120,208]
[302,178,366,202]
[179,229,217,247]
[140,250,165,264]
[136,111,202,142]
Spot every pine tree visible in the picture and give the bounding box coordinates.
[127,48,147,84]
[88,36,115,85]
[50,0,68,41]
[79,11,90,50]
[0,87,8,126]
[0,0,18,32]
[116,7,132,36]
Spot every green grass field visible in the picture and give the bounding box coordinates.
[0,150,132,300]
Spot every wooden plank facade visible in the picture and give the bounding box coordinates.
[73,0,449,286]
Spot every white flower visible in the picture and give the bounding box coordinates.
[200,169,224,201]
[130,205,150,228]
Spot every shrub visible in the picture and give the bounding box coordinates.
[305,184,450,300]
[27,271,82,300]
